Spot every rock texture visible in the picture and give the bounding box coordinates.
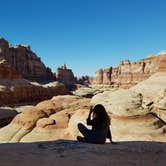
[131,72,166,103]
[93,69,103,84]
[0,73,165,143]
[0,58,22,79]
[73,85,117,98]
[77,75,91,85]
[72,87,102,98]
[93,53,166,88]
[91,73,166,142]
[0,80,68,105]
[55,64,76,85]
[0,37,54,82]
[153,90,166,122]
[0,108,18,127]
[0,95,90,142]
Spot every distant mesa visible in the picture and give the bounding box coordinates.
[92,52,166,88]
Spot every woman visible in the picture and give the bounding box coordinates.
[77,104,113,144]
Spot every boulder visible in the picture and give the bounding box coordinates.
[0,108,18,127]
[91,73,166,142]
[131,72,166,103]
[0,73,165,143]
[91,89,149,116]
[0,95,90,142]
[73,87,103,98]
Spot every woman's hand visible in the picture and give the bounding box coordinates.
[87,105,93,120]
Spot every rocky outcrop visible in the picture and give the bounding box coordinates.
[93,53,166,88]
[55,64,76,85]
[73,85,117,98]
[0,108,18,127]
[0,95,90,142]
[0,80,68,106]
[0,73,165,143]
[93,69,103,84]
[77,75,91,85]
[131,72,166,103]
[91,73,166,142]
[0,37,54,82]
[73,87,102,98]
[0,59,22,79]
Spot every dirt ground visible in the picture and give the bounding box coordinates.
[0,140,165,166]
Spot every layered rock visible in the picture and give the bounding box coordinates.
[93,69,103,84]
[0,95,90,142]
[0,59,22,79]
[77,75,91,85]
[73,85,117,98]
[0,80,68,105]
[131,72,166,103]
[153,90,166,122]
[91,73,166,142]
[73,87,103,98]
[0,108,18,127]
[93,53,166,88]
[0,37,54,82]
[0,73,165,143]
[55,64,76,85]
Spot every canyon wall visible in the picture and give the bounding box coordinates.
[93,53,166,88]
[0,37,54,82]
[0,59,22,79]
[0,80,68,106]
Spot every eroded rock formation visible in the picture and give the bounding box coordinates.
[0,73,165,142]
[93,53,166,88]
[55,64,76,85]
[77,75,91,85]
[91,73,166,142]
[0,58,22,79]
[0,37,54,82]
[0,108,18,127]
[0,80,68,106]
[0,95,90,142]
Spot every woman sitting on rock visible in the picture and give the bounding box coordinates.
[77,104,113,144]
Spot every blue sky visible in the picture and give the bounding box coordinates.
[0,0,166,76]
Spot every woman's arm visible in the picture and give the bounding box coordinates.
[107,127,112,142]
[86,106,93,125]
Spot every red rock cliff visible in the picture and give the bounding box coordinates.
[0,59,22,79]
[92,53,166,88]
[0,37,54,82]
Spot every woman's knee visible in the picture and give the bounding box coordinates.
[77,123,90,137]
[78,123,85,130]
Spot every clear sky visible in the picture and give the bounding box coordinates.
[0,0,166,77]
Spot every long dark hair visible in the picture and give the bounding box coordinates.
[92,104,110,127]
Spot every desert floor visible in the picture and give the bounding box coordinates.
[0,140,165,166]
